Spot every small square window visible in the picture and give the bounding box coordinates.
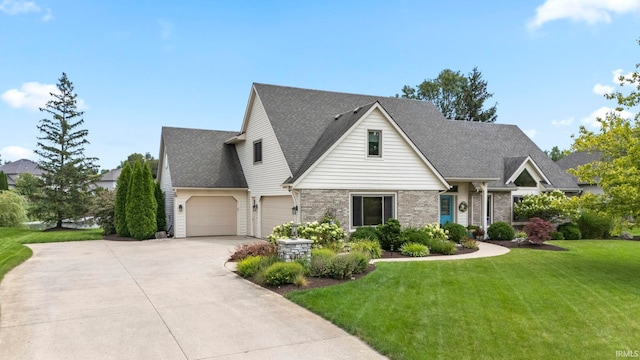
[253,140,262,163]
[368,130,381,157]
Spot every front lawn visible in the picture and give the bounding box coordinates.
[287,241,640,359]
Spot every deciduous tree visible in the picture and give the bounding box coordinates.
[545,146,569,161]
[0,191,27,227]
[33,73,98,228]
[571,38,640,223]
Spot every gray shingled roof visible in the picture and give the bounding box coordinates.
[0,159,44,187]
[100,168,122,182]
[253,83,579,191]
[161,127,247,188]
[556,151,602,185]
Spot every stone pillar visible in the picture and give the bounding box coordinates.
[276,239,314,262]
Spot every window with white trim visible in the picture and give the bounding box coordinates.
[253,140,262,163]
[367,130,381,157]
[352,194,394,227]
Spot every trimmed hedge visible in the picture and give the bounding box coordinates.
[487,221,515,240]
[557,222,581,240]
[442,223,467,243]
[263,262,305,285]
[349,226,380,241]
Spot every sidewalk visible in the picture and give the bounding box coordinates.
[372,241,509,263]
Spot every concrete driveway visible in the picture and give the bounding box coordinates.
[0,238,385,360]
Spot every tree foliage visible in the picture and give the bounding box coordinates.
[14,173,40,204]
[399,66,497,122]
[32,73,98,228]
[570,38,640,223]
[90,188,116,235]
[154,182,166,232]
[545,146,569,161]
[114,162,132,237]
[0,171,8,191]
[118,152,158,179]
[125,161,156,240]
[0,191,27,227]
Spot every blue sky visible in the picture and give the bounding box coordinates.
[1,0,639,170]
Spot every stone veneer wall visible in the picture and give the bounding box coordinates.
[299,189,350,233]
[471,192,514,226]
[397,190,439,227]
[277,239,313,262]
[492,192,513,224]
[299,189,439,232]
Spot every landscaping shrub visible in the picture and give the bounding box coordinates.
[487,221,515,240]
[237,256,262,278]
[515,231,527,239]
[557,222,581,240]
[429,238,457,255]
[524,217,554,245]
[263,262,305,286]
[90,188,116,235]
[154,182,166,232]
[229,242,278,261]
[377,219,403,250]
[0,190,27,227]
[442,223,467,243]
[462,238,479,250]
[293,273,308,287]
[550,231,565,240]
[401,227,431,246]
[114,162,132,237]
[472,227,485,240]
[269,221,345,248]
[577,211,613,239]
[349,226,380,241]
[309,249,336,277]
[326,253,369,279]
[400,242,429,257]
[349,240,382,259]
[513,190,575,222]
[125,162,157,240]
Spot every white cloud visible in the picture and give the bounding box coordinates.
[1,81,88,111]
[41,7,52,22]
[580,106,634,127]
[1,146,33,161]
[158,19,173,40]
[612,68,635,84]
[524,129,538,138]
[528,0,640,30]
[0,0,39,15]
[592,83,614,95]
[551,117,574,126]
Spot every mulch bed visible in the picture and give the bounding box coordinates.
[484,240,568,251]
[250,246,480,296]
[103,234,143,241]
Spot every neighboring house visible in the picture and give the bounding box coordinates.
[556,151,603,195]
[0,159,44,189]
[96,168,122,190]
[158,83,580,238]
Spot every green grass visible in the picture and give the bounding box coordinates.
[287,241,640,360]
[624,227,640,236]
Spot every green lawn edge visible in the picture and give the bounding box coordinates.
[286,240,640,360]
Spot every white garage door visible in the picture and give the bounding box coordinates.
[261,196,294,238]
[186,196,237,237]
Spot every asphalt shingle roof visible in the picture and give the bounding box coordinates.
[556,151,602,185]
[161,127,247,188]
[253,83,579,191]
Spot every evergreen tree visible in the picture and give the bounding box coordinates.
[400,67,498,122]
[33,73,98,228]
[0,171,8,191]
[115,162,132,237]
[125,161,156,239]
[155,182,166,232]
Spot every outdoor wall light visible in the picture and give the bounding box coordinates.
[291,205,298,215]
[178,204,183,212]
[252,201,258,212]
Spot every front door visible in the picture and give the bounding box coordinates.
[440,195,454,225]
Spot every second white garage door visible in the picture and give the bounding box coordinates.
[261,196,294,238]
[186,196,237,237]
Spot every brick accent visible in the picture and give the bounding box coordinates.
[299,189,439,231]
[492,192,512,223]
[299,189,350,233]
[471,192,513,226]
[397,190,439,227]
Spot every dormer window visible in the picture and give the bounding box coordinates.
[253,140,262,163]
[514,169,537,187]
[368,130,381,157]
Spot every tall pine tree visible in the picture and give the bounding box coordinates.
[0,171,8,191]
[33,73,98,228]
[115,162,132,237]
